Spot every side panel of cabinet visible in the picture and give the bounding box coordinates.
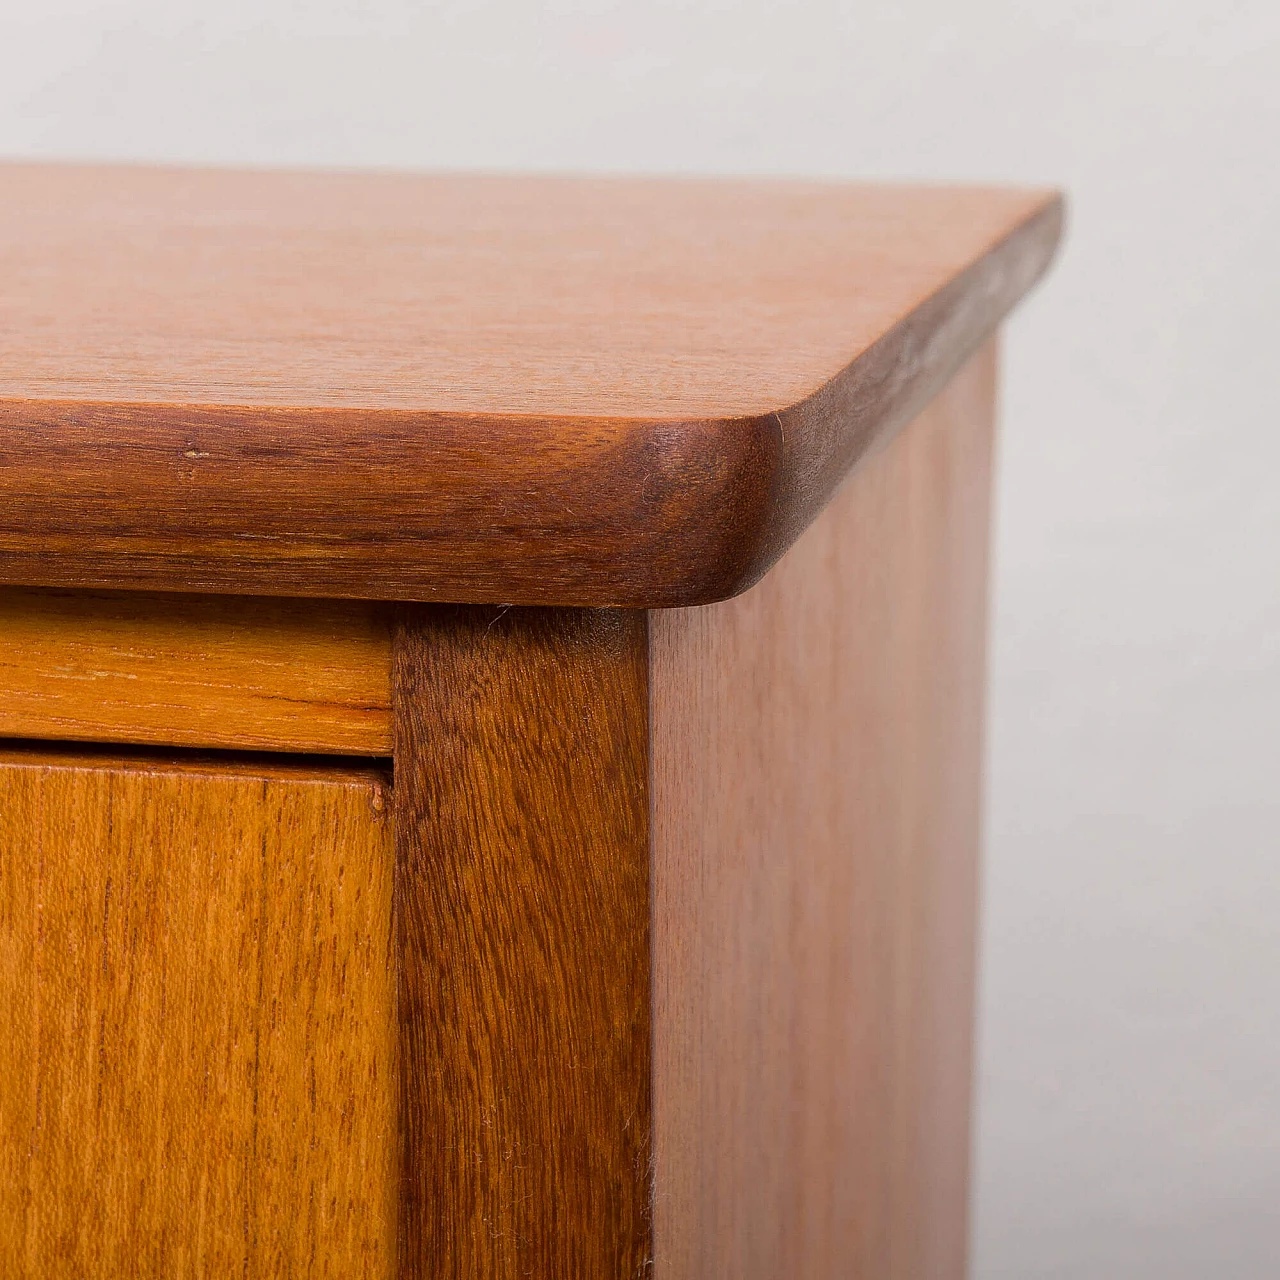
[0,748,397,1278]
[650,342,997,1279]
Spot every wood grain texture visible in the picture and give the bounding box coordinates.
[0,746,397,1278]
[0,164,1061,606]
[650,342,997,1279]
[0,588,391,754]
[392,606,651,1278]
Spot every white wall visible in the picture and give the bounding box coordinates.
[3,2,1277,1274]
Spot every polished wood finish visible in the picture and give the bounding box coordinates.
[0,160,1056,1276]
[0,589,391,755]
[392,607,651,1278]
[649,343,997,1278]
[0,164,1060,606]
[0,166,1056,419]
[0,746,397,1277]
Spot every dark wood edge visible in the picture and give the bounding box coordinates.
[0,195,1060,608]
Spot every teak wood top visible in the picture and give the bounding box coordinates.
[0,163,1061,606]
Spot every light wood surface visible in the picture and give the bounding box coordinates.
[1,165,1051,419]
[0,746,397,1277]
[0,589,392,754]
[392,606,651,1279]
[0,164,1060,606]
[650,341,997,1278]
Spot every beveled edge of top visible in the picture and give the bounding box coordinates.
[0,187,1063,608]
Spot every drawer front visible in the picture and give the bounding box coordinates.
[0,747,396,1278]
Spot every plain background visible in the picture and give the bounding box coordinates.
[2,2,1276,1275]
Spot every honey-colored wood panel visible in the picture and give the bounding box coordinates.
[392,606,651,1278]
[650,342,997,1279]
[0,165,1061,606]
[0,747,397,1278]
[0,589,391,755]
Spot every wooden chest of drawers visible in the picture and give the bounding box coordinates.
[0,164,1060,1278]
